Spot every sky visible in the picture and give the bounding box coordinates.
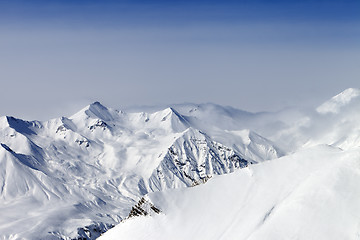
[0,0,359,120]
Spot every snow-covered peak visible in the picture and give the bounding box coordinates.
[147,107,189,132]
[223,129,284,161]
[86,101,114,121]
[316,88,360,114]
[4,93,360,239]
[71,101,118,121]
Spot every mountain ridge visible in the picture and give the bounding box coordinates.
[0,101,283,239]
[1,88,360,240]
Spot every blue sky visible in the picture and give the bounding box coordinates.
[0,0,359,119]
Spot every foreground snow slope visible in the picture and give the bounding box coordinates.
[99,145,360,240]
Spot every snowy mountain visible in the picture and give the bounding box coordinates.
[0,101,282,239]
[316,88,360,114]
[1,88,360,240]
[271,88,360,151]
[98,88,360,240]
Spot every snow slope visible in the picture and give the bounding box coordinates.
[316,88,360,114]
[98,88,360,240]
[99,145,360,240]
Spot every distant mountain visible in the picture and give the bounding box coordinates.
[2,89,360,240]
[316,88,360,114]
[275,88,360,150]
[98,88,360,240]
[0,102,282,239]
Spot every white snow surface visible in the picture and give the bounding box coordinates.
[316,88,360,114]
[1,88,360,240]
[99,88,360,240]
[99,145,360,240]
[0,101,281,239]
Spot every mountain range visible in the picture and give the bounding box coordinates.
[1,88,360,239]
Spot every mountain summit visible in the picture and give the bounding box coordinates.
[316,88,360,114]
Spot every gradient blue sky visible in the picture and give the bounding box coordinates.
[1,0,359,120]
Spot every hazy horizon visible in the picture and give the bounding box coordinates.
[1,0,359,120]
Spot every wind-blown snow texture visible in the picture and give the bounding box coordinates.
[2,88,360,240]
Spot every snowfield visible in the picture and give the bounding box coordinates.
[99,145,360,240]
[1,88,360,239]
